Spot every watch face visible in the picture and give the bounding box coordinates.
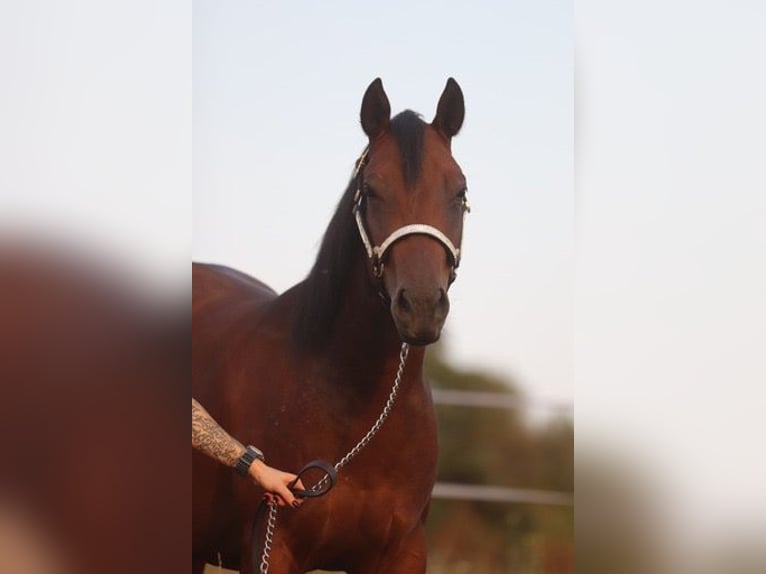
[248,446,264,461]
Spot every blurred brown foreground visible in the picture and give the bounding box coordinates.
[0,240,189,574]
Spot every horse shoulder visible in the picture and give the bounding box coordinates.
[192,263,280,409]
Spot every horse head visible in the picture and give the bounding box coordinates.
[354,78,468,346]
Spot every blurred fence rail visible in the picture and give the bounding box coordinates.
[431,387,573,507]
[431,388,573,413]
[432,482,573,506]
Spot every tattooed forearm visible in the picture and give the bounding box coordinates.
[192,398,245,467]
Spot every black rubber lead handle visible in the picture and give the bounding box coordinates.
[288,459,337,499]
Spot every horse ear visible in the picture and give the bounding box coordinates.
[360,78,391,139]
[432,78,464,139]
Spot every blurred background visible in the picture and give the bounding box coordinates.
[1,3,192,574]
[577,1,766,572]
[423,344,573,572]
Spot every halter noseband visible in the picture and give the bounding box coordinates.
[351,148,470,283]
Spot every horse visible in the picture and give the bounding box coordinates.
[192,77,468,574]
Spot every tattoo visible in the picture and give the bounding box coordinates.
[192,398,245,467]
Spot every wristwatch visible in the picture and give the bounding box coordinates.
[235,445,265,476]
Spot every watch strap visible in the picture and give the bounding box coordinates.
[235,445,264,476]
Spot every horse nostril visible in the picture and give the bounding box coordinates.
[396,289,411,314]
[438,288,447,306]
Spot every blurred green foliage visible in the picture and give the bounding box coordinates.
[425,342,573,574]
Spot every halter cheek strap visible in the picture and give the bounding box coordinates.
[351,148,470,280]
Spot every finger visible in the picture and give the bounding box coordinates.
[276,483,298,506]
[289,479,305,507]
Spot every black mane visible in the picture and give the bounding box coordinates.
[292,111,426,348]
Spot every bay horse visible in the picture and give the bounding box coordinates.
[192,78,468,574]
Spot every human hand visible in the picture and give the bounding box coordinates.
[248,460,304,508]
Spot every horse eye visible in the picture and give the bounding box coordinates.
[454,188,471,212]
[363,184,379,199]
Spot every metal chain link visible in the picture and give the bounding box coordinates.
[257,342,409,573]
[258,501,278,574]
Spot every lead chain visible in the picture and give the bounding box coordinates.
[258,342,410,574]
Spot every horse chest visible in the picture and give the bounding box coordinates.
[328,414,437,535]
[299,473,431,565]
[336,486,421,545]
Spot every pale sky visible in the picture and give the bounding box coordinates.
[192,0,575,405]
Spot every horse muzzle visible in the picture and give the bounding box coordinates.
[390,285,450,345]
